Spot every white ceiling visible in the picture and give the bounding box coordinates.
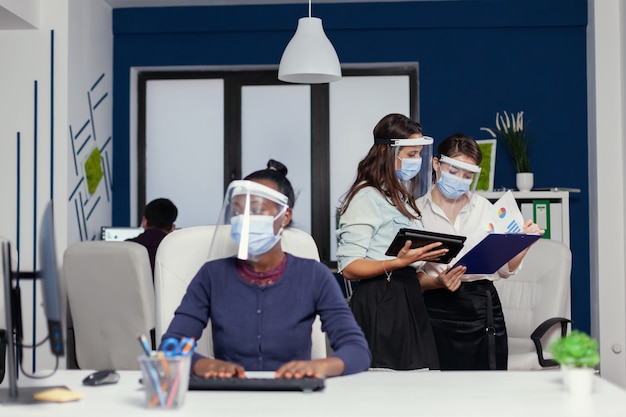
[104,0,418,7]
[0,0,421,30]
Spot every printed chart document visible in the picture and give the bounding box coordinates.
[492,190,525,233]
[450,191,539,274]
[451,233,541,274]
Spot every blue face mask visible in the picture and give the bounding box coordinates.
[437,171,473,200]
[396,157,422,181]
[230,214,283,256]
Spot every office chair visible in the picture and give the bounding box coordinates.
[493,238,572,370]
[154,225,327,359]
[63,241,155,370]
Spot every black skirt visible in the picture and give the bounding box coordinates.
[349,267,440,370]
[423,280,508,370]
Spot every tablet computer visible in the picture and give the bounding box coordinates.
[385,228,466,263]
[451,233,541,274]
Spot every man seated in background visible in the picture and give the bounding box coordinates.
[128,198,178,276]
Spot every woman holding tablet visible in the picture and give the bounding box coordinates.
[336,114,466,370]
[416,133,543,370]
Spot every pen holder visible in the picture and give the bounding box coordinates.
[138,353,191,409]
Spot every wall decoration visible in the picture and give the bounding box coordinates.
[68,72,112,241]
[472,139,496,192]
[84,148,104,195]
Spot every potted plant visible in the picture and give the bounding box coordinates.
[548,330,600,394]
[481,111,534,191]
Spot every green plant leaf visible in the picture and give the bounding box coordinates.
[482,111,532,173]
[548,330,600,368]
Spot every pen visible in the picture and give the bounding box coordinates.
[138,334,170,377]
[165,370,181,407]
[138,334,152,356]
[156,351,171,375]
[141,360,166,407]
[138,334,168,407]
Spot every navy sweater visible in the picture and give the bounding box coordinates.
[161,253,371,375]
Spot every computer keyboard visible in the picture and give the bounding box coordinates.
[188,376,325,392]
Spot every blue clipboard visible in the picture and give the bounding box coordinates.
[451,233,541,274]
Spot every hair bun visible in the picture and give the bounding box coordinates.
[267,159,288,177]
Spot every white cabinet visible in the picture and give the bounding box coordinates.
[475,190,573,247]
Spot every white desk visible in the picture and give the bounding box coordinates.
[3,369,626,416]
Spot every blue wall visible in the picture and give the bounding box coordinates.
[112,0,590,331]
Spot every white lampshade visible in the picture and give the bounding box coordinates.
[278,17,342,84]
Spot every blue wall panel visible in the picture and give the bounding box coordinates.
[112,0,590,331]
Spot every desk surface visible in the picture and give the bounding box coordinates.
[2,369,626,416]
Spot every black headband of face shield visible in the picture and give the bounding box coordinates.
[374,138,396,145]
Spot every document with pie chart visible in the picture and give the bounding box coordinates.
[491,190,524,233]
[450,191,540,274]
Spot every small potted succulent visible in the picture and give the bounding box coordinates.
[549,330,600,394]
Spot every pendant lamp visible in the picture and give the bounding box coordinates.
[278,0,342,84]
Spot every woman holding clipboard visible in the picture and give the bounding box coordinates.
[416,133,543,370]
[336,114,466,371]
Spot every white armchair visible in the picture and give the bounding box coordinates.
[154,226,327,359]
[493,238,572,370]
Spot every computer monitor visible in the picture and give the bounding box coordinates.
[101,226,144,241]
[38,201,65,356]
[0,200,66,403]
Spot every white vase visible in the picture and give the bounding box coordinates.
[516,172,534,191]
[564,367,595,395]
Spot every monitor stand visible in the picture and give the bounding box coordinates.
[0,242,67,404]
[0,385,67,405]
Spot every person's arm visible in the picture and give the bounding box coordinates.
[275,357,346,379]
[291,263,371,377]
[504,219,545,273]
[341,240,449,280]
[193,357,245,378]
[159,264,214,374]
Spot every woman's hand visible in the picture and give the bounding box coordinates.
[522,219,545,235]
[275,357,345,379]
[434,265,466,292]
[507,220,545,270]
[419,265,466,291]
[193,358,246,378]
[397,240,449,266]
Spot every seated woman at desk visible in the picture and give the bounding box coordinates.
[160,159,371,379]
[416,133,543,370]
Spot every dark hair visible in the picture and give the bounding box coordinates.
[339,113,423,219]
[144,198,178,230]
[437,133,483,165]
[244,159,296,209]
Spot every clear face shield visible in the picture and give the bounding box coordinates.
[435,155,482,201]
[391,136,434,199]
[208,180,290,262]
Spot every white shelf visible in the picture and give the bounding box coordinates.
[475,190,572,247]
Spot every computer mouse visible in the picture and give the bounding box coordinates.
[82,369,120,386]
